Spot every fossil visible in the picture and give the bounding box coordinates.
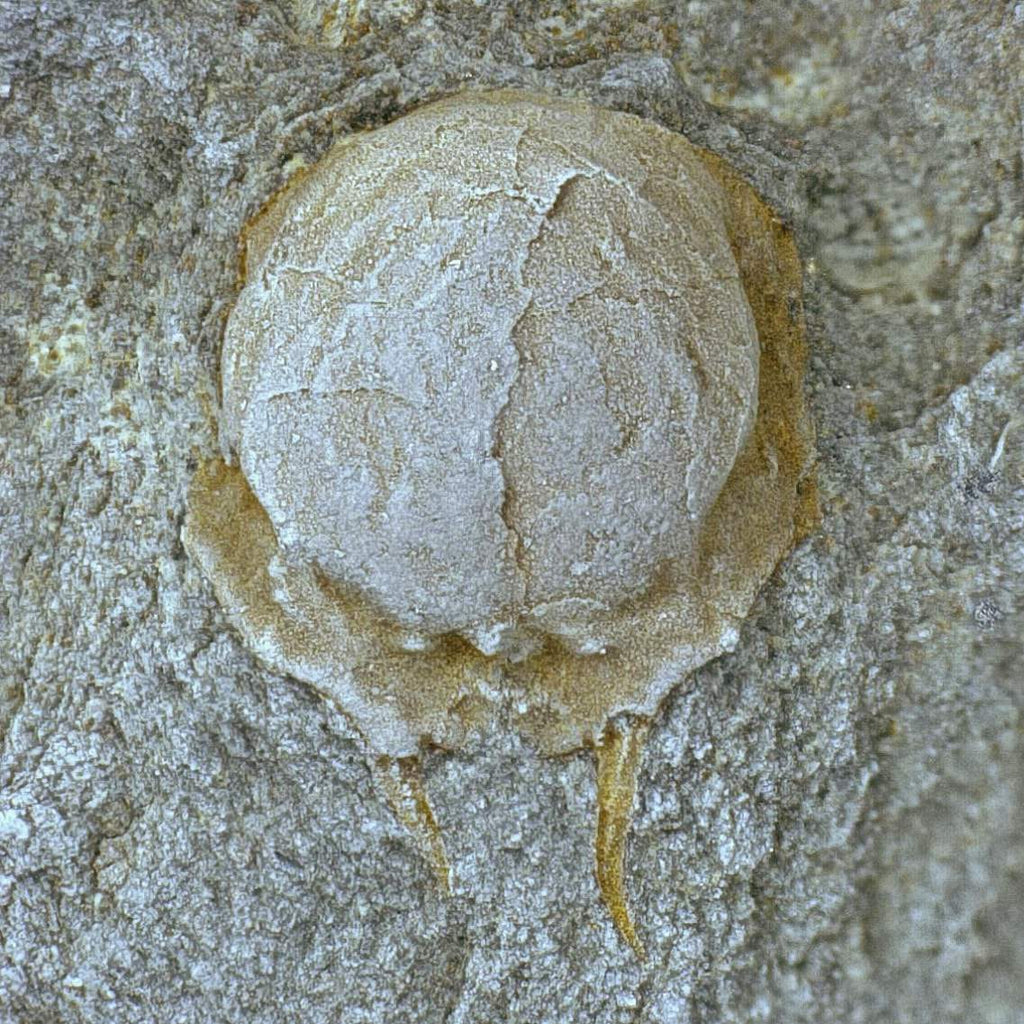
[184,88,816,956]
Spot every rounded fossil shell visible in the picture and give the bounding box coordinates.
[221,89,759,660]
[186,89,815,952]
[187,88,814,756]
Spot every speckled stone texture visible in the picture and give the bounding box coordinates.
[1,3,1021,1023]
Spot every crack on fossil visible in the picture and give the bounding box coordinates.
[491,296,533,581]
[596,356,643,458]
[264,384,416,408]
[524,171,587,263]
[528,134,663,215]
[490,170,589,586]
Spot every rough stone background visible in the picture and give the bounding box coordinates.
[1,1,1021,1021]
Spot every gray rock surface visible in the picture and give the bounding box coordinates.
[1,2,1021,1022]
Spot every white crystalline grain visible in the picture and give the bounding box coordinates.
[220,90,760,657]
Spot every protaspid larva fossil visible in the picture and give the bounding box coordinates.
[184,88,817,957]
